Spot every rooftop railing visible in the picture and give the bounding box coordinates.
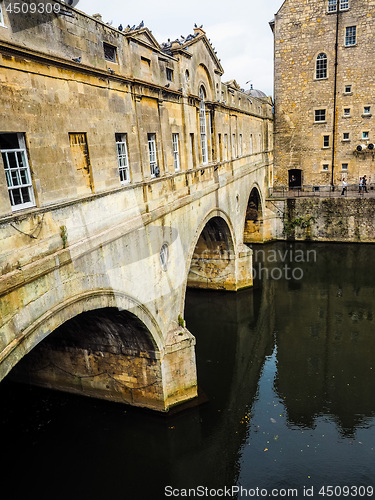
[268,184,375,198]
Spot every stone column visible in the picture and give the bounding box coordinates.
[161,327,198,409]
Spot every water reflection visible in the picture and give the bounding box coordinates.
[183,284,275,489]
[1,243,375,498]
[264,243,375,436]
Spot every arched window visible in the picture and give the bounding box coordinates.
[199,86,208,164]
[316,53,327,79]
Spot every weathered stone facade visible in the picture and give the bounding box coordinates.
[0,1,273,409]
[0,1,273,220]
[272,0,375,189]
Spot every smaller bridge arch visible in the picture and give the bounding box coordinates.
[243,185,264,244]
[184,209,253,298]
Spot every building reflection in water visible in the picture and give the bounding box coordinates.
[269,243,375,436]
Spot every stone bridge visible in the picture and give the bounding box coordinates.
[0,161,272,411]
[0,2,274,411]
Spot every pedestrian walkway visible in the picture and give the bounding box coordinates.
[268,185,375,199]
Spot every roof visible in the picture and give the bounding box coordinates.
[224,79,241,90]
[246,88,268,98]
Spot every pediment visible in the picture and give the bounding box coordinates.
[201,37,224,75]
[182,35,224,75]
[127,29,161,51]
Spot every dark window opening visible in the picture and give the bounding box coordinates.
[166,68,173,82]
[104,43,117,63]
[315,109,326,122]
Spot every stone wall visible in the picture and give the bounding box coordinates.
[270,197,375,243]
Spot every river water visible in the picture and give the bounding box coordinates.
[1,242,375,499]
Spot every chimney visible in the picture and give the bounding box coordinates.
[194,27,205,36]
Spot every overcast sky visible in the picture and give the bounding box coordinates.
[76,0,283,97]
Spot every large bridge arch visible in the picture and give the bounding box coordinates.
[2,289,197,411]
[2,289,164,377]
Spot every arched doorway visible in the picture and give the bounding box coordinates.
[10,308,166,410]
[243,187,263,243]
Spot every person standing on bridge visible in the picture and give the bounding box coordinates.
[359,177,364,195]
[341,178,347,196]
[363,175,368,193]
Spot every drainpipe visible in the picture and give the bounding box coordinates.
[331,6,340,191]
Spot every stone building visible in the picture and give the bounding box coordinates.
[0,1,272,218]
[271,0,375,189]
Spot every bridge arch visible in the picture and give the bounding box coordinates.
[183,208,249,304]
[5,289,164,364]
[243,184,264,244]
[3,289,179,410]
